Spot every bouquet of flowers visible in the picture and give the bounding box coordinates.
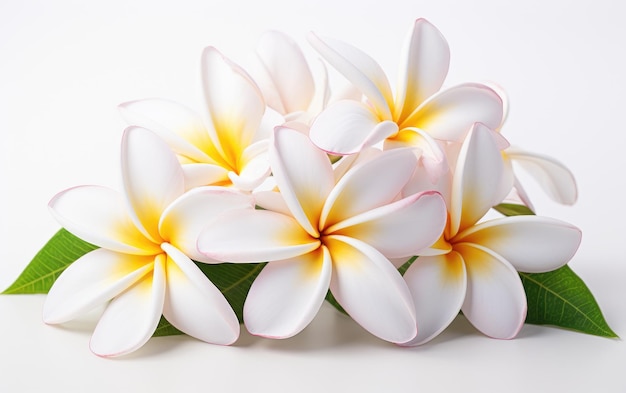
[3,18,616,357]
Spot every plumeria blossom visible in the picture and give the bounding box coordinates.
[43,127,253,357]
[401,122,582,345]
[307,18,503,180]
[119,47,276,191]
[198,126,447,343]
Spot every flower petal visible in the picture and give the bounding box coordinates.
[244,247,331,338]
[201,47,265,171]
[254,30,314,115]
[402,83,503,141]
[456,242,526,339]
[49,185,160,255]
[228,140,271,191]
[160,186,255,263]
[198,209,320,263]
[394,19,450,123]
[307,32,393,119]
[321,148,417,229]
[89,254,166,357]
[310,100,398,155]
[122,126,185,243]
[454,215,581,273]
[384,126,448,182]
[401,252,466,345]
[118,98,219,165]
[43,249,154,324]
[271,126,334,236]
[328,191,447,258]
[161,243,240,344]
[450,123,505,236]
[327,235,416,343]
[507,147,578,205]
[181,163,230,189]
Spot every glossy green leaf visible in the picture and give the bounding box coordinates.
[153,262,266,337]
[2,229,98,294]
[493,202,535,216]
[520,266,617,337]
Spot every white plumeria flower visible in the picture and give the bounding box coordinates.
[401,123,582,345]
[119,47,275,191]
[198,126,447,343]
[307,18,503,180]
[43,127,254,357]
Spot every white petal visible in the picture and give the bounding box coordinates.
[244,247,331,338]
[384,127,448,183]
[395,19,450,123]
[89,254,166,357]
[201,47,265,170]
[160,187,255,263]
[198,209,320,263]
[310,100,398,155]
[252,190,292,216]
[254,31,314,114]
[43,249,154,323]
[118,98,216,164]
[450,123,505,236]
[402,83,503,141]
[507,147,578,205]
[327,235,417,343]
[321,148,417,229]
[229,140,271,191]
[454,215,581,273]
[401,252,467,345]
[457,243,526,339]
[162,243,239,344]
[181,163,230,189]
[271,126,334,236]
[121,126,185,243]
[328,191,447,258]
[308,32,393,119]
[48,185,160,255]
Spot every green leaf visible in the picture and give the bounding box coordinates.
[493,203,535,216]
[520,265,618,338]
[153,262,266,337]
[2,229,98,294]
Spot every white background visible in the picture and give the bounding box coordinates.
[1,0,625,391]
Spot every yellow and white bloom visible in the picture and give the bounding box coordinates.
[401,123,582,345]
[198,126,447,343]
[119,47,275,191]
[307,19,504,180]
[43,127,253,357]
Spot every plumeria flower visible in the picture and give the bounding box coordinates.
[43,127,253,357]
[198,126,447,343]
[119,47,276,191]
[401,123,582,345]
[307,18,503,180]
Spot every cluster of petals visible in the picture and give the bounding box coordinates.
[198,126,447,343]
[401,123,582,345]
[44,127,251,357]
[41,17,584,357]
[119,47,275,191]
[307,18,504,181]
